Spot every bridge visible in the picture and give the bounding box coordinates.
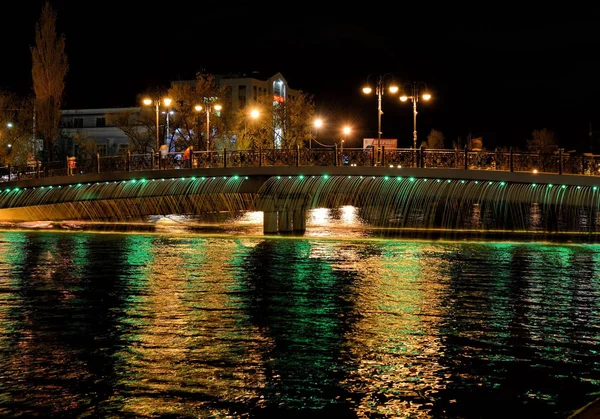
[2,147,600,237]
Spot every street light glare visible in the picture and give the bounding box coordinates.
[362,86,372,94]
[343,126,351,134]
[389,85,399,93]
[314,119,323,128]
[423,93,432,100]
[250,109,260,119]
[163,98,172,107]
[214,104,222,111]
[195,105,202,112]
[400,96,408,102]
[142,98,152,106]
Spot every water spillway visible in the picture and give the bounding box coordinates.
[1,167,600,238]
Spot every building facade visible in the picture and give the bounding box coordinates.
[59,72,301,156]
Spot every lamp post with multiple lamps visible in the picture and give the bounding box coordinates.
[362,74,398,146]
[399,82,431,150]
[195,99,223,152]
[142,96,172,153]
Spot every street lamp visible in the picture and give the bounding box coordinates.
[142,97,172,152]
[312,118,323,149]
[362,74,399,146]
[342,126,351,152]
[195,101,223,151]
[399,82,431,150]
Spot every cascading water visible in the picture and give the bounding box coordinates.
[257,175,600,240]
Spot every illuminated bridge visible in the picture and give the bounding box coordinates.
[2,161,600,238]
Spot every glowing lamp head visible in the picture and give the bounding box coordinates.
[343,126,351,135]
[214,104,222,111]
[314,119,323,128]
[362,86,372,94]
[142,98,152,106]
[162,98,172,107]
[250,109,260,119]
[422,93,432,101]
[389,85,399,93]
[400,95,408,102]
[194,105,202,112]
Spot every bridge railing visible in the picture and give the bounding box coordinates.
[6,147,600,182]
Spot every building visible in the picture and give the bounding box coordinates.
[60,107,138,156]
[175,71,302,148]
[59,72,301,156]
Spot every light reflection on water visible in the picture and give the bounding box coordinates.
[0,227,599,417]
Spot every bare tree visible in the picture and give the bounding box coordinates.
[31,2,68,162]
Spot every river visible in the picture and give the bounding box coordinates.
[0,209,599,418]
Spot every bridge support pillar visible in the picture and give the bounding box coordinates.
[264,211,278,234]
[278,211,293,233]
[293,209,306,233]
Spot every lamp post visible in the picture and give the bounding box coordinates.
[399,82,431,150]
[195,101,223,151]
[362,74,398,147]
[342,126,351,152]
[312,118,323,149]
[142,97,172,152]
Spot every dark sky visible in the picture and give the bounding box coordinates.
[2,2,600,150]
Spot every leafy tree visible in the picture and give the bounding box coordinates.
[225,91,316,150]
[0,92,34,166]
[166,71,228,152]
[425,129,445,149]
[527,128,559,153]
[31,2,68,162]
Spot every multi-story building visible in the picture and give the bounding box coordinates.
[60,107,137,156]
[59,72,301,156]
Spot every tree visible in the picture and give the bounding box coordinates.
[425,129,445,149]
[225,91,316,150]
[166,72,228,151]
[106,108,156,153]
[31,2,68,162]
[0,91,34,167]
[526,128,559,153]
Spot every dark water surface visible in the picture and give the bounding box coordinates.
[0,226,599,418]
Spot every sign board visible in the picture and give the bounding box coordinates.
[363,138,398,149]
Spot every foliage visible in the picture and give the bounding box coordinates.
[31,2,68,162]
[526,128,559,153]
[166,72,228,152]
[0,92,34,166]
[225,91,316,150]
[425,129,445,149]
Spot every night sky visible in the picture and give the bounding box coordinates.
[2,2,600,151]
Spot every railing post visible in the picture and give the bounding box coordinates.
[371,146,375,166]
[66,156,69,176]
[127,150,131,171]
[381,146,385,167]
[97,153,100,173]
[223,148,227,168]
[464,147,468,170]
[151,151,155,170]
[509,147,514,172]
[296,144,300,167]
[7,164,10,182]
[559,148,563,175]
[335,144,338,166]
[259,147,263,167]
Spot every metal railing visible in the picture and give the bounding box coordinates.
[3,147,600,182]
